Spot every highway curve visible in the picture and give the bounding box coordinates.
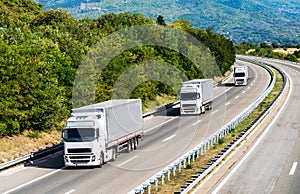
[0,59,271,194]
[205,56,300,194]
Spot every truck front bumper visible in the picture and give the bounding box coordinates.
[64,154,100,166]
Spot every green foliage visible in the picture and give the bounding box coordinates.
[186,163,193,169]
[236,42,300,63]
[34,0,300,44]
[0,0,235,136]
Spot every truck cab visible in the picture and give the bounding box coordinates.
[234,65,248,86]
[180,79,213,115]
[62,111,106,167]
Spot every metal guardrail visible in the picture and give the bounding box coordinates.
[0,143,64,171]
[131,59,286,194]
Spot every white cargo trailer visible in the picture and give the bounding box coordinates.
[180,79,214,115]
[234,65,248,86]
[62,99,143,167]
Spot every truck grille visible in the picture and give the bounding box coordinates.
[69,155,91,163]
[67,148,92,153]
[182,104,195,107]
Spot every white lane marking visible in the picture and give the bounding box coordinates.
[289,162,298,175]
[162,134,176,143]
[251,83,254,86]
[192,120,202,126]
[211,68,292,194]
[65,189,75,194]
[235,96,239,99]
[3,166,67,194]
[144,117,178,133]
[225,102,231,106]
[242,91,246,94]
[0,165,25,176]
[118,156,138,167]
[247,87,250,90]
[211,110,219,115]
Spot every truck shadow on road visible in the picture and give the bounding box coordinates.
[24,150,65,169]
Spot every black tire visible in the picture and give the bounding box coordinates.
[133,138,137,150]
[201,106,206,114]
[127,140,132,153]
[111,147,117,162]
[131,139,136,150]
[99,153,104,168]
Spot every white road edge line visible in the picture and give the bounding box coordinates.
[162,134,176,143]
[0,165,25,176]
[289,162,298,175]
[65,189,76,194]
[118,156,138,167]
[3,166,67,194]
[211,69,292,194]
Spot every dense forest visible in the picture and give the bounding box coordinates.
[0,0,235,136]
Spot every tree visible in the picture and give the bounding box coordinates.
[156,15,166,26]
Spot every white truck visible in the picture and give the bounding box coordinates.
[180,79,214,115]
[234,65,248,86]
[61,99,143,167]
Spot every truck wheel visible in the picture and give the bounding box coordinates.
[131,139,136,150]
[111,148,117,162]
[201,106,206,114]
[133,138,137,150]
[127,140,132,153]
[99,153,104,168]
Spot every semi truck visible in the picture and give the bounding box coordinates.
[179,79,214,115]
[234,65,248,86]
[61,99,143,167]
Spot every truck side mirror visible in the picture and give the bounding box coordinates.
[60,130,64,141]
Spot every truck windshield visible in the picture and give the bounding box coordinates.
[180,92,198,100]
[63,128,95,142]
[234,72,245,77]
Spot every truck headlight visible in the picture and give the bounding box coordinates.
[92,155,96,162]
[64,156,69,162]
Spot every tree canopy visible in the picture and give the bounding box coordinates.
[0,0,235,136]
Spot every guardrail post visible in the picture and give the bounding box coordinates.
[179,162,182,173]
[173,166,176,177]
[142,183,151,194]
[188,155,191,165]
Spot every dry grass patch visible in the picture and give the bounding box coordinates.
[0,130,61,164]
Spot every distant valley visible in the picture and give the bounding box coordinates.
[34,0,300,44]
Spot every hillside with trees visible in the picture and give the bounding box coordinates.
[34,0,300,44]
[0,0,235,137]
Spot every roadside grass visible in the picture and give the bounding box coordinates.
[148,67,283,194]
[143,94,178,113]
[0,130,61,164]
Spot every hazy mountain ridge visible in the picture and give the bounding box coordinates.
[34,0,300,44]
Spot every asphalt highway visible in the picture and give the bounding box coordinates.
[209,56,300,194]
[0,59,271,194]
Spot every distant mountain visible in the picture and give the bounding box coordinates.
[34,0,300,44]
